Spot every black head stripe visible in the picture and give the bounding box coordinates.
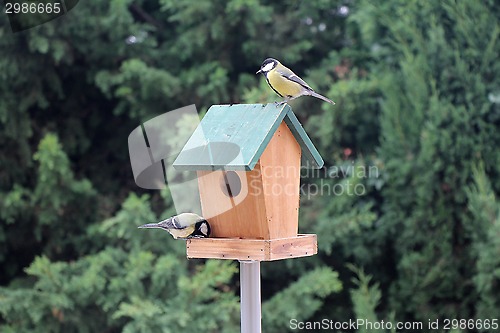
[262,57,277,64]
[260,58,277,70]
[189,220,211,238]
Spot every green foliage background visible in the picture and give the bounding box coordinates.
[1,0,499,332]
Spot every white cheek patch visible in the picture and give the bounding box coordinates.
[261,62,274,72]
[200,223,208,236]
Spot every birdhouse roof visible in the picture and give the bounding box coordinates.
[173,103,324,171]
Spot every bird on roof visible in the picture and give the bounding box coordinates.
[256,58,335,105]
[138,213,211,239]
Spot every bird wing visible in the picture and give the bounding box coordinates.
[154,216,182,229]
[277,67,313,91]
[170,216,185,229]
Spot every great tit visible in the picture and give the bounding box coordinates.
[138,213,211,239]
[256,58,335,105]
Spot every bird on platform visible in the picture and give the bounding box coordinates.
[256,58,335,105]
[138,213,211,239]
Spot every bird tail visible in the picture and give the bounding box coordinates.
[308,91,335,104]
[138,222,161,229]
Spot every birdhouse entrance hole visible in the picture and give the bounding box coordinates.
[220,171,241,197]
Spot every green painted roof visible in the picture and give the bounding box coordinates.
[173,103,324,171]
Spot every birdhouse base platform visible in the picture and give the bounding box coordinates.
[186,234,317,261]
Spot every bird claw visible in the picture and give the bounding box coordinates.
[188,235,207,239]
[275,101,287,106]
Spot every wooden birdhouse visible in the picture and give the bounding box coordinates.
[173,103,323,261]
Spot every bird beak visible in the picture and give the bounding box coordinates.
[138,222,161,229]
[256,69,262,74]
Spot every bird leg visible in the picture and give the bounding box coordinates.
[276,96,292,105]
[276,95,301,105]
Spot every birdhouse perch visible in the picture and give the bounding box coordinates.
[173,103,323,261]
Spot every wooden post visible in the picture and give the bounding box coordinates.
[240,260,261,333]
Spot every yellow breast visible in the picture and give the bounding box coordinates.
[267,70,303,97]
[168,226,194,239]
